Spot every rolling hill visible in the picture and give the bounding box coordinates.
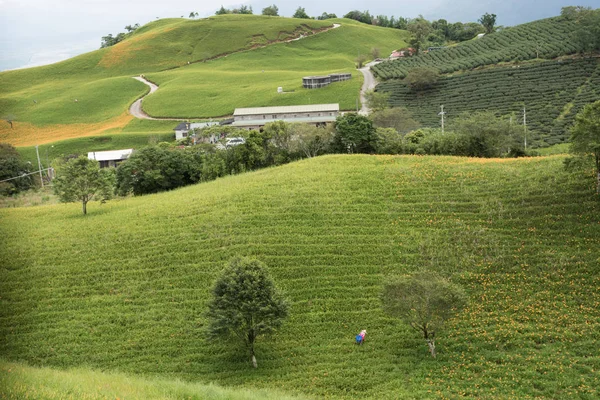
[1,155,599,399]
[0,15,408,147]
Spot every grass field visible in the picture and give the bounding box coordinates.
[0,16,406,146]
[1,155,599,399]
[0,360,307,400]
[142,19,408,118]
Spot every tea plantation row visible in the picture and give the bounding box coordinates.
[372,16,578,79]
[378,58,600,145]
[1,155,599,399]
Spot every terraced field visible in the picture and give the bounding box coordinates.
[1,155,599,399]
[378,58,600,146]
[372,16,579,79]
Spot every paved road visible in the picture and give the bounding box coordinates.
[129,76,165,120]
[358,60,381,116]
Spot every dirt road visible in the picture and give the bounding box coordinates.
[358,61,381,115]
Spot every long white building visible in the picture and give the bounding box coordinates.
[232,104,339,130]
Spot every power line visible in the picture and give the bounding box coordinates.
[0,168,53,183]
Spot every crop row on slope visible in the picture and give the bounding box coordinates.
[1,155,599,399]
[372,16,579,79]
[377,58,600,146]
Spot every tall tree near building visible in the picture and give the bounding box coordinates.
[53,156,114,215]
[407,17,432,55]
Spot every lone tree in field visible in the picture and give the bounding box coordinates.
[381,272,468,358]
[52,156,114,215]
[206,257,289,368]
[479,12,497,34]
[571,100,600,194]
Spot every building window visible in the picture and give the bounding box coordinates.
[272,115,276,119]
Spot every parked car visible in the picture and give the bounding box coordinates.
[225,137,245,148]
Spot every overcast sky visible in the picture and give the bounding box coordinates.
[1,0,598,71]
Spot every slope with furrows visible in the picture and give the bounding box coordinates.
[1,155,598,399]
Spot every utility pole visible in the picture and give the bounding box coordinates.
[438,105,446,134]
[35,145,44,188]
[523,107,527,150]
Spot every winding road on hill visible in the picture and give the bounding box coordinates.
[128,23,373,121]
[358,60,382,115]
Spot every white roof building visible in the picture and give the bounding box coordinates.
[232,104,340,130]
[88,149,133,168]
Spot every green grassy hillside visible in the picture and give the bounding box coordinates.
[372,15,580,79]
[378,58,600,146]
[1,155,599,399]
[141,19,408,118]
[0,360,307,400]
[0,16,406,146]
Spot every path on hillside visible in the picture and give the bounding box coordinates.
[358,60,381,115]
[128,24,342,120]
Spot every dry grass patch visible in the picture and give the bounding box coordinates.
[0,113,134,146]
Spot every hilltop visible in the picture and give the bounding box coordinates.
[0,15,407,147]
[1,155,598,399]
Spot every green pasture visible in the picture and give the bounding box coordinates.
[140,19,408,117]
[0,360,307,400]
[1,155,598,399]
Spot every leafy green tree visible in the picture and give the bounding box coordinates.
[115,146,200,196]
[215,6,230,15]
[293,7,310,19]
[572,8,600,54]
[334,113,377,153]
[407,17,432,55]
[404,67,439,92]
[206,257,289,368]
[381,272,468,358]
[478,13,497,34]
[262,4,279,16]
[0,143,33,195]
[364,90,390,112]
[570,100,600,193]
[288,123,334,158]
[449,111,520,158]
[317,12,337,20]
[370,107,420,134]
[53,156,115,215]
[374,127,403,154]
[238,5,253,14]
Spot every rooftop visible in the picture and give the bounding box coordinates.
[231,115,337,127]
[234,104,339,116]
[88,149,133,162]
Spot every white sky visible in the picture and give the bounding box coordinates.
[1,0,598,71]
